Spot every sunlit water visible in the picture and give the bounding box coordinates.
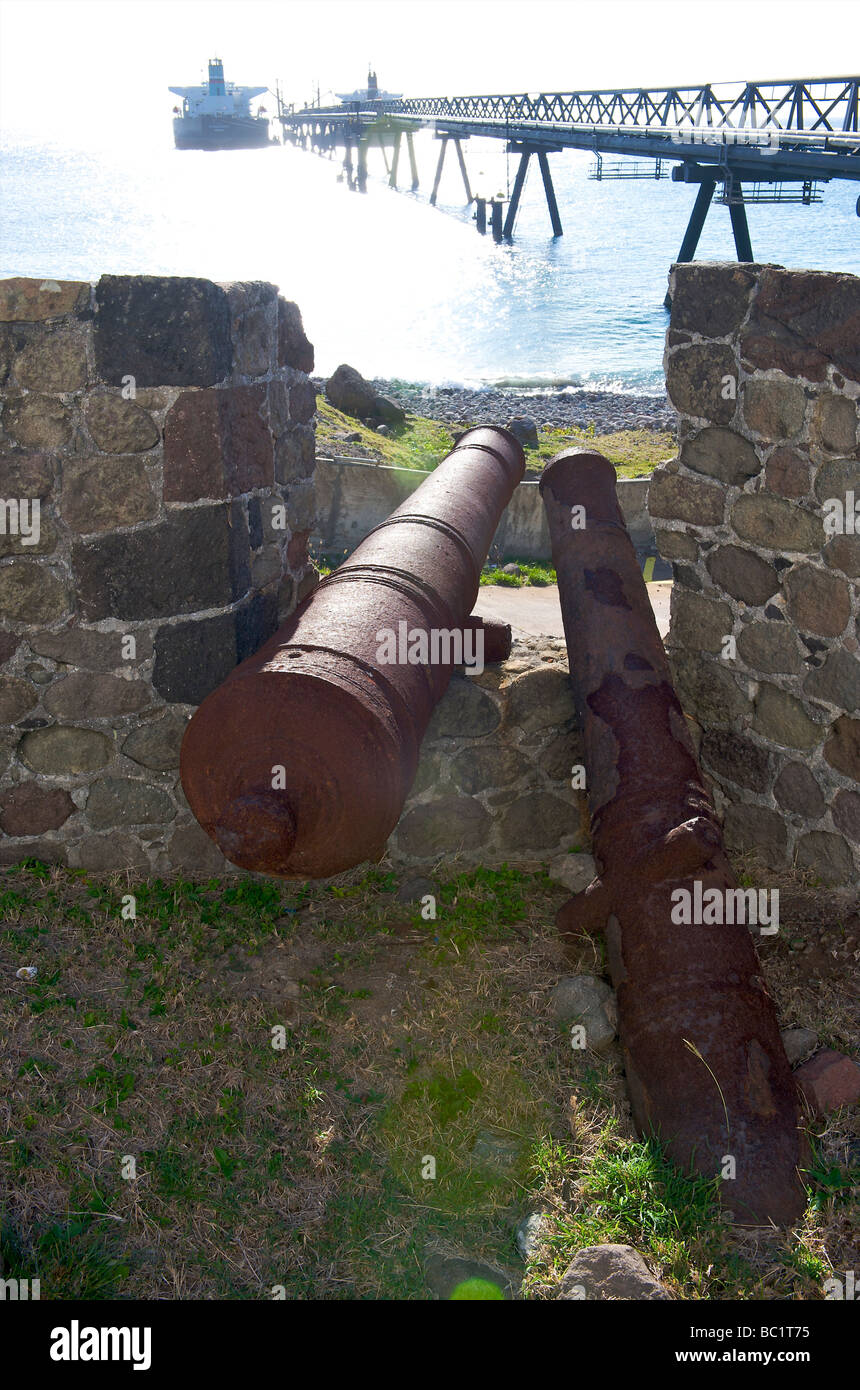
[1,127,858,393]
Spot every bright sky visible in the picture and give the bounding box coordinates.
[0,0,856,144]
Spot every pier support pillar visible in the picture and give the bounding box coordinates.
[357,139,368,192]
[454,137,473,203]
[663,177,716,308]
[430,137,448,205]
[476,197,487,234]
[503,151,531,238]
[389,131,401,187]
[538,151,563,236]
[491,198,504,241]
[407,131,419,189]
[729,189,754,262]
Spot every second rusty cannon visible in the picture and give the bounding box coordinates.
[180,426,525,878]
[540,448,807,1227]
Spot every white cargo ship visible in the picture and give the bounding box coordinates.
[170,58,270,150]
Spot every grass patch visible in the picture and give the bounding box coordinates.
[0,856,853,1299]
[315,395,454,471]
[314,394,673,480]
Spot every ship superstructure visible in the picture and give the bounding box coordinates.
[169,58,270,150]
[335,69,402,105]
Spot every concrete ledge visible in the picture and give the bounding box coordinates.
[312,456,653,560]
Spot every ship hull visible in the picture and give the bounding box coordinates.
[173,114,270,150]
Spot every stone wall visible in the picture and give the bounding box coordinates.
[313,455,654,561]
[387,637,587,868]
[652,261,859,887]
[0,275,317,872]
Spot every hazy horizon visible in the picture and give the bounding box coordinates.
[1,0,857,149]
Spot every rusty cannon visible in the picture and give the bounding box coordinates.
[539,449,807,1226]
[180,426,525,879]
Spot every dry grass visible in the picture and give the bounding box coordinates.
[0,853,856,1300]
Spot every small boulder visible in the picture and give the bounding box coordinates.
[506,415,539,448]
[781,1026,819,1067]
[515,1211,550,1261]
[795,1049,860,1116]
[325,363,406,425]
[502,562,523,576]
[551,974,617,1053]
[558,1244,672,1300]
[548,852,596,895]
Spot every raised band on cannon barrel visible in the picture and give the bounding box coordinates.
[180,426,525,879]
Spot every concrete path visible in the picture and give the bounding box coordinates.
[475,580,673,641]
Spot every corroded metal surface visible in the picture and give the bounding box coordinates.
[180,427,524,879]
[540,448,806,1226]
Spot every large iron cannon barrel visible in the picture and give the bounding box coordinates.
[180,427,525,879]
[539,449,806,1226]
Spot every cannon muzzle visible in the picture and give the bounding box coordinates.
[180,427,525,878]
[540,449,807,1226]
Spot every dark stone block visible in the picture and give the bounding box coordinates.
[235,591,279,663]
[277,299,314,373]
[701,730,770,792]
[152,611,237,704]
[248,496,263,550]
[0,782,75,835]
[754,268,860,384]
[670,264,756,339]
[74,506,244,621]
[773,761,826,818]
[705,544,779,606]
[94,275,232,387]
[163,385,273,501]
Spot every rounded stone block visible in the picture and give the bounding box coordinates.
[496,791,572,852]
[395,794,492,857]
[803,648,860,712]
[679,426,760,487]
[14,326,88,393]
[811,393,857,455]
[121,711,189,770]
[670,589,734,654]
[665,344,737,423]
[0,562,70,624]
[784,565,851,638]
[426,677,500,740]
[736,622,803,675]
[731,494,823,553]
[764,447,811,499]
[450,743,531,795]
[723,801,788,866]
[0,782,76,835]
[84,394,159,453]
[19,725,113,774]
[75,831,149,872]
[0,674,37,724]
[794,830,854,885]
[503,666,575,735]
[654,528,698,562]
[705,545,779,606]
[773,761,826,818]
[85,777,175,830]
[2,395,73,448]
[752,683,824,750]
[42,672,152,719]
[670,650,749,727]
[742,378,806,441]
[832,788,860,842]
[61,456,159,533]
[823,716,860,781]
[700,729,770,792]
[648,470,726,526]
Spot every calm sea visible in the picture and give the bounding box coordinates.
[1,126,858,393]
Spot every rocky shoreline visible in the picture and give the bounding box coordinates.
[370,379,677,435]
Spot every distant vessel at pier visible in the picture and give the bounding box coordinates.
[335,69,402,106]
[169,58,271,150]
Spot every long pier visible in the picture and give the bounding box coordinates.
[278,77,860,302]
